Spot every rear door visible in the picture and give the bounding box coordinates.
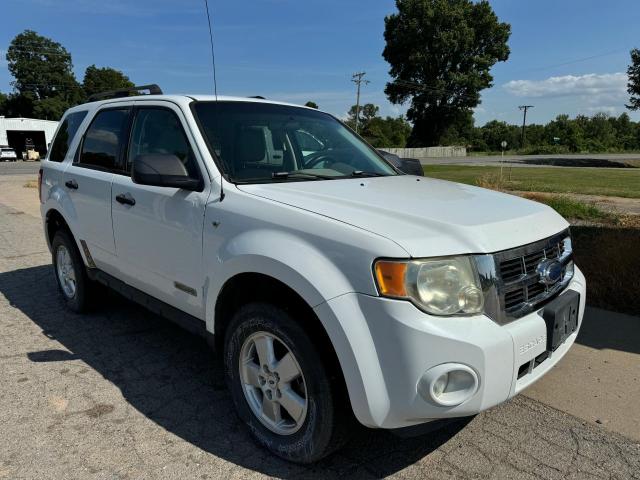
[111,102,209,318]
[63,105,132,269]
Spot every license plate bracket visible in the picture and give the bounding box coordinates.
[542,290,580,351]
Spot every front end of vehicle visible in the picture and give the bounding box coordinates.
[315,230,585,429]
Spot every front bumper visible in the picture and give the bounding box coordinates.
[314,266,586,429]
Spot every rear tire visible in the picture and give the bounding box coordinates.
[51,230,97,313]
[224,302,350,463]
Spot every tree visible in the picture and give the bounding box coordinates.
[345,103,411,147]
[304,101,319,109]
[346,103,379,131]
[383,0,511,146]
[626,48,640,111]
[83,65,134,97]
[6,30,83,118]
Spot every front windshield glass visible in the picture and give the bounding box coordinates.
[192,101,398,183]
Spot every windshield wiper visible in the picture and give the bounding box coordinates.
[272,171,335,180]
[351,170,386,177]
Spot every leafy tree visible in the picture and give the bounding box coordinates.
[365,115,412,147]
[626,48,640,111]
[447,112,640,154]
[83,65,134,97]
[383,0,511,146]
[344,103,411,147]
[5,30,83,118]
[346,103,379,131]
[304,101,318,109]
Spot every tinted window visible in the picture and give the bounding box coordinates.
[79,109,130,171]
[128,108,200,179]
[193,102,396,183]
[49,111,88,162]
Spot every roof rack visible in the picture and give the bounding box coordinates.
[87,84,163,103]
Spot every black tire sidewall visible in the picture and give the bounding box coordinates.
[224,303,337,463]
[51,230,88,312]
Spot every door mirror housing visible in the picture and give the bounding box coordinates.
[132,154,202,191]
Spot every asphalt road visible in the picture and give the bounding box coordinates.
[0,173,639,479]
[3,154,640,177]
[0,160,41,175]
[419,153,640,167]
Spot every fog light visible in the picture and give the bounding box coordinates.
[432,373,449,398]
[418,364,479,407]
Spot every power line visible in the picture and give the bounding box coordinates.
[511,48,628,75]
[351,72,370,133]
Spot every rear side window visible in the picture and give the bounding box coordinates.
[127,108,200,179]
[78,108,130,172]
[49,111,88,162]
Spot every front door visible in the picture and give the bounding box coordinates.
[111,103,210,318]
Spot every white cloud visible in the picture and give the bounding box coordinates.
[503,72,627,99]
[585,105,619,115]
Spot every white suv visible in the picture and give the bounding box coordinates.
[39,86,586,463]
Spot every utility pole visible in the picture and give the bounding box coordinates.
[518,105,534,148]
[352,72,370,133]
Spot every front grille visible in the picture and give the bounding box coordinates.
[493,230,573,321]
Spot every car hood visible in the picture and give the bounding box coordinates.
[237,175,569,257]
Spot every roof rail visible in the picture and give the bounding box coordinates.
[87,84,163,103]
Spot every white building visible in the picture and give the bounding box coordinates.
[0,116,59,156]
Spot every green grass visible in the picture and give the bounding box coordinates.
[522,193,614,223]
[423,165,640,198]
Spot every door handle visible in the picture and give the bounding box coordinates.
[65,179,78,190]
[115,193,136,206]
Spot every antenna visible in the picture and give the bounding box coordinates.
[203,0,224,202]
[204,0,218,100]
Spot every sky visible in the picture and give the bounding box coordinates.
[1,0,639,126]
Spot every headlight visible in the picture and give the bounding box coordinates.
[374,256,484,316]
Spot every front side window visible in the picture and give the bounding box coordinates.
[127,108,201,179]
[49,110,88,162]
[78,108,130,172]
[192,101,397,183]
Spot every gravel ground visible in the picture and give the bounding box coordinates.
[1,193,639,479]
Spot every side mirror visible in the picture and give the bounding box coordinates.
[132,154,202,191]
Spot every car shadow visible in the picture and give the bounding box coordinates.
[0,264,470,477]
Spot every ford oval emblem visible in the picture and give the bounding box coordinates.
[537,259,563,285]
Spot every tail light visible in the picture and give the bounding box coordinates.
[38,168,43,204]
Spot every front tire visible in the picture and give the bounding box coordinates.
[224,303,349,463]
[51,230,95,313]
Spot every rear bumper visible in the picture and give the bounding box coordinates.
[314,266,586,429]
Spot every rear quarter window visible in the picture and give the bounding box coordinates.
[49,111,88,162]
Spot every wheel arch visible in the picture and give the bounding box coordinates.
[45,208,73,248]
[44,208,90,267]
[212,271,350,410]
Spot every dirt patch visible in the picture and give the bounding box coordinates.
[84,403,115,418]
[513,191,640,217]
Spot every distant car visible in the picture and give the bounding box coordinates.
[0,147,18,161]
[377,149,423,176]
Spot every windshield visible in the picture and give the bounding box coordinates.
[192,101,398,183]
